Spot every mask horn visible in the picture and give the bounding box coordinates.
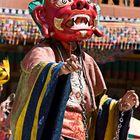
[33,5,49,38]
[28,1,49,38]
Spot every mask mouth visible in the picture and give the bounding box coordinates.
[65,14,93,30]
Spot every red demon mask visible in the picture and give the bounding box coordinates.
[29,0,103,41]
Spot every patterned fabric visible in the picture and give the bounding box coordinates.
[62,111,85,140]
[28,0,45,34]
[94,94,132,140]
[62,71,90,140]
[10,40,132,140]
[11,62,71,140]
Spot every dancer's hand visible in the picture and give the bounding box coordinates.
[118,90,139,112]
[59,54,81,75]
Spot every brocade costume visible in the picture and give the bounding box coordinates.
[10,0,133,139]
[10,39,131,140]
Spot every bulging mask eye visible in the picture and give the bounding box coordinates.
[86,0,96,5]
[56,0,73,7]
